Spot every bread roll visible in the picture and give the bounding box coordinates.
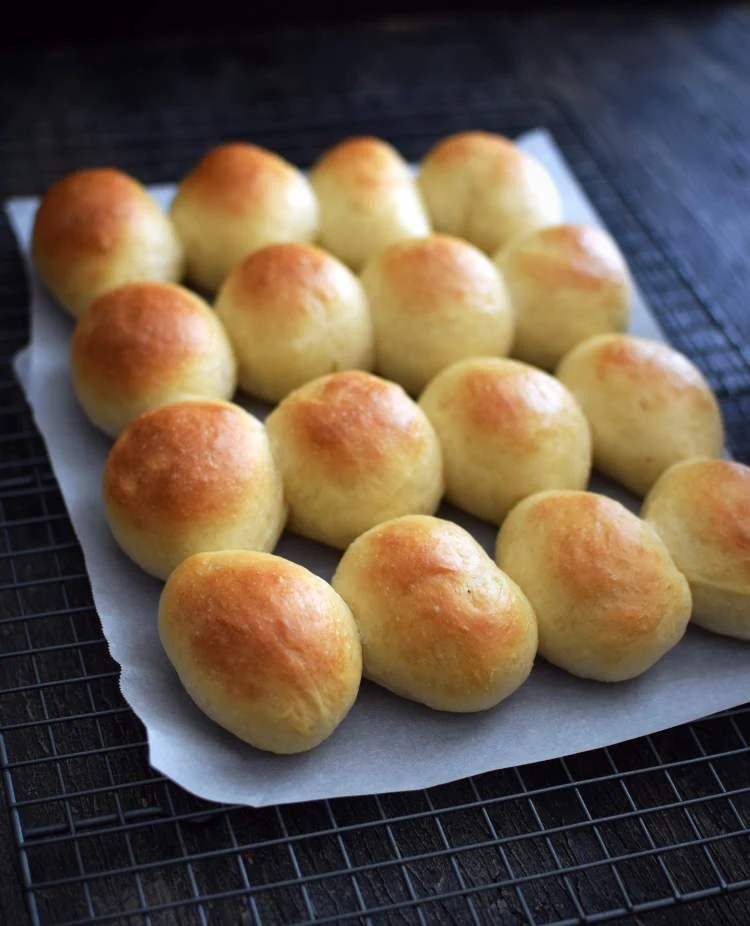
[417,131,561,255]
[215,243,373,402]
[332,515,537,711]
[159,551,362,753]
[497,224,631,370]
[309,137,430,271]
[103,400,286,580]
[556,334,724,496]
[361,235,514,395]
[418,357,591,524]
[31,168,183,318]
[71,282,237,437]
[170,143,318,292]
[264,371,443,549]
[642,459,750,640]
[497,491,692,681]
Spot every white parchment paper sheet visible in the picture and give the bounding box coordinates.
[6,130,749,807]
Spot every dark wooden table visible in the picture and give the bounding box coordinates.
[1,9,749,924]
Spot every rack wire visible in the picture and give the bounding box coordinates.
[0,86,749,926]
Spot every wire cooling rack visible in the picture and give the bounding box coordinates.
[0,87,749,926]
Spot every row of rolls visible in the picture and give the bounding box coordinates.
[29,131,749,755]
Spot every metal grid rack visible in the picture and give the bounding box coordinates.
[0,87,749,926]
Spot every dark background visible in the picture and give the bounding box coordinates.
[1,3,693,48]
[3,7,750,344]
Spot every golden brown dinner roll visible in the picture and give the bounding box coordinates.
[332,515,537,711]
[418,357,591,524]
[309,137,430,271]
[215,243,373,403]
[71,282,237,437]
[642,459,750,640]
[103,400,286,580]
[497,224,632,370]
[31,168,183,319]
[159,551,362,753]
[556,334,724,496]
[265,371,443,549]
[361,235,514,395]
[497,491,692,681]
[170,143,318,292]
[417,131,561,255]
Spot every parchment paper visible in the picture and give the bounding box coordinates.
[6,130,749,808]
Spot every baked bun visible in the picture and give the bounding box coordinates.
[417,132,561,255]
[170,143,318,292]
[556,334,724,496]
[31,168,183,318]
[497,491,692,681]
[215,243,373,403]
[418,358,591,524]
[497,224,631,370]
[361,235,514,395]
[309,137,430,271]
[103,400,286,580]
[71,282,237,437]
[159,551,362,753]
[264,371,443,549]
[332,515,537,711]
[642,459,750,640]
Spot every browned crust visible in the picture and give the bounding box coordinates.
[423,131,525,178]
[594,336,708,397]
[374,235,498,311]
[72,282,215,395]
[534,492,668,638]
[367,519,527,653]
[440,361,573,453]
[657,460,750,570]
[32,168,149,263]
[221,243,344,317]
[165,554,352,702]
[311,137,407,186]
[103,401,261,528]
[509,224,626,292]
[176,143,299,215]
[277,371,426,470]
